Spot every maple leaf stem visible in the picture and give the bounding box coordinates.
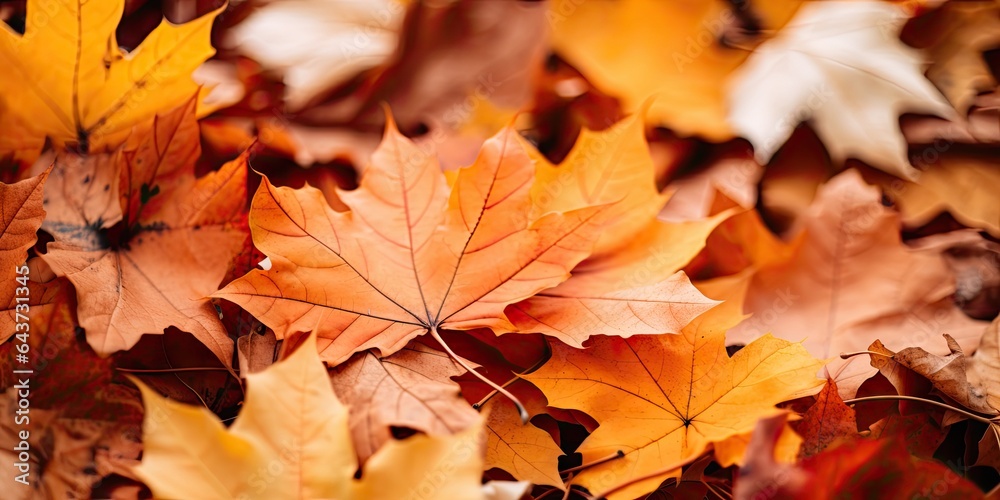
[473,352,549,409]
[706,481,732,500]
[842,395,996,424]
[593,450,707,500]
[116,367,233,373]
[472,376,518,409]
[429,326,529,423]
[838,350,892,359]
[560,450,624,475]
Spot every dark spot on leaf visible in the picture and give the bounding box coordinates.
[33,229,53,254]
[104,220,131,250]
[4,13,25,34]
[76,129,89,154]
[544,52,559,72]
[140,183,160,204]
[389,426,418,440]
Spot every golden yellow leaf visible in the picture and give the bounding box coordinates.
[728,170,989,394]
[483,395,564,488]
[507,111,724,346]
[526,273,825,499]
[328,339,479,462]
[0,0,223,155]
[527,109,665,257]
[133,333,487,499]
[548,0,802,140]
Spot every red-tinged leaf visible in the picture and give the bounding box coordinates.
[869,413,947,460]
[114,328,243,416]
[794,379,858,458]
[0,168,50,341]
[736,429,983,500]
[0,283,141,422]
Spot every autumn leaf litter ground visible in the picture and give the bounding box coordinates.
[1,0,999,499]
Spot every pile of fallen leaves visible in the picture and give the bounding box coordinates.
[1,0,998,498]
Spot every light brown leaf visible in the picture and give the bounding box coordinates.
[40,99,248,365]
[727,169,988,395]
[923,1,1000,112]
[237,330,279,375]
[328,339,479,462]
[873,153,1000,238]
[970,317,1000,411]
[869,318,1000,417]
[0,389,140,500]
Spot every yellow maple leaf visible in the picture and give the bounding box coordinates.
[507,110,725,346]
[0,0,223,156]
[132,333,486,499]
[482,387,565,488]
[548,0,802,140]
[527,274,825,499]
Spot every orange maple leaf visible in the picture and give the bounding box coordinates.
[217,113,718,375]
[215,120,597,361]
[527,276,825,499]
